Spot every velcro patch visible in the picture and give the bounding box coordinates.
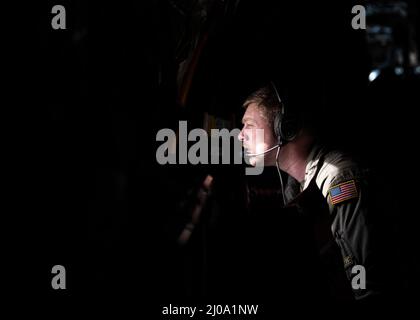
[343,255,354,269]
[328,180,358,205]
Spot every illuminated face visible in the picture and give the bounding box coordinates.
[238,103,278,166]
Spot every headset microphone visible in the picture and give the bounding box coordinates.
[245,144,279,157]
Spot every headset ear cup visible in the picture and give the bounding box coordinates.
[279,118,299,142]
[273,113,282,144]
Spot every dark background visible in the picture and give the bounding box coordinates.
[11,0,419,315]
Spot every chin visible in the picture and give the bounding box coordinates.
[249,157,257,166]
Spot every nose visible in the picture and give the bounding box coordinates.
[238,128,245,142]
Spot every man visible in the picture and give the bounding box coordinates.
[238,83,398,303]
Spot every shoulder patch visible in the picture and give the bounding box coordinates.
[328,180,358,205]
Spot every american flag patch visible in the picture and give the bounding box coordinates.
[328,180,358,205]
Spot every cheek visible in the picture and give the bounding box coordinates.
[242,128,266,147]
[265,130,276,145]
[250,129,264,146]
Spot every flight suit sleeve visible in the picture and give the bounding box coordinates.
[327,169,390,301]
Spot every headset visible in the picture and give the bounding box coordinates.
[271,81,300,146]
[245,81,300,157]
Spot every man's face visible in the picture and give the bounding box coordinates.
[238,103,278,166]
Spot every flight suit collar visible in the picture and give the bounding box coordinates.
[301,143,327,191]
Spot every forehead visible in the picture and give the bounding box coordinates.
[242,103,266,123]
